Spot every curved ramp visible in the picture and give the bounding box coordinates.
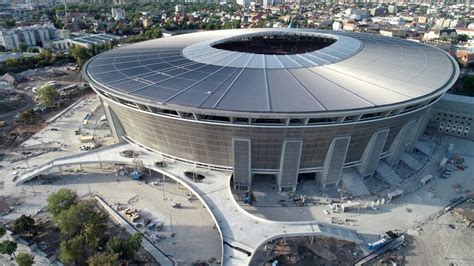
[16,144,129,185]
[17,143,364,265]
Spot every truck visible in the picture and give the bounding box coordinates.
[340,201,361,213]
[448,143,454,157]
[82,112,91,126]
[130,170,144,180]
[387,189,404,202]
[368,238,388,251]
[79,135,94,143]
[439,157,448,170]
[420,174,433,185]
[0,121,6,128]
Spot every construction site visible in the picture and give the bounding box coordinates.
[251,236,365,265]
[0,59,472,265]
[0,86,470,264]
[0,63,88,151]
[234,134,474,265]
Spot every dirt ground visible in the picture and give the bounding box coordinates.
[251,236,364,265]
[378,199,474,266]
[0,65,88,151]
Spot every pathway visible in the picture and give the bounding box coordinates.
[16,143,364,265]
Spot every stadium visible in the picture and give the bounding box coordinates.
[83,29,459,192]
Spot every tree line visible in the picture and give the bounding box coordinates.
[47,189,144,265]
[0,50,72,75]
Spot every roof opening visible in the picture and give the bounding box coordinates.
[211,33,336,55]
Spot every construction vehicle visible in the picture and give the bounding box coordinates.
[130,170,144,180]
[124,208,141,222]
[124,208,137,217]
[79,135,94,143]
[439,158,447,170]
[420,174,433,185]
[243,190,256,205]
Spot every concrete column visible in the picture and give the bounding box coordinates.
[277,140,303,192]
[102,100,119,142]
[103,101,126,143]
[406,109,432,152]
[317,136,351,188]
[386,119,416,166]
[336,116,346,123]
[357,129,389,178]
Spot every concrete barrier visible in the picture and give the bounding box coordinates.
[46,99,82,124]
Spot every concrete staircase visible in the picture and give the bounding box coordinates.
[376,160,403,186]
[415,141,433,157]
[400,152,423,171]
[342,170,370,197]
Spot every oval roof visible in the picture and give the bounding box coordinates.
[84,29,458,114]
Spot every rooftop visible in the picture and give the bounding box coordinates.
[72,33,123,45]
[84,29,458,114]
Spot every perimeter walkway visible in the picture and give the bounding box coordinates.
[16,143,364,265]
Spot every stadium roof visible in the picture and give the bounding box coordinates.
[84,29,458,114]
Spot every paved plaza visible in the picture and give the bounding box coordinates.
[1,95,473,265]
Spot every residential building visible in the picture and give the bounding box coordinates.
[0,24,57,50]
[111,7,125,20]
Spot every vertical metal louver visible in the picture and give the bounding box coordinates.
[277,140,303,192]
[232,138,251,190]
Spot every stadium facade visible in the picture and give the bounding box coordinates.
[83,29,459,191]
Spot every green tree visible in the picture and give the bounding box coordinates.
[456,34,468,43]
[461,75,474,96]
[38,49,53,61]
[127,233,142,253]
[87,252,119,266]
[59,235,87,265]
[143,27,162,40]
[15,253,34,266]
[106,233,142,260]
[0,227,6,238]
[37,85,58,109]
[12,215,35,235]
[18,43,28,52]
[0,240,17,258]
[26,47,39,53]
[56,200,106,247]
[69,45,91,66]
[46,188,79,218]
[106,236,123,255]
[91,45,100,56]
[18,109,36,123]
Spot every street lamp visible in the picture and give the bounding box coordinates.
[169,211,174,236]
[24,153,30,168]
[413,196,422,225]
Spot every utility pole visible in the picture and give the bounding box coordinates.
[414,196,422,225]
[169,211,174,236]
[162,185,165,200]
[24,155,29,168]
